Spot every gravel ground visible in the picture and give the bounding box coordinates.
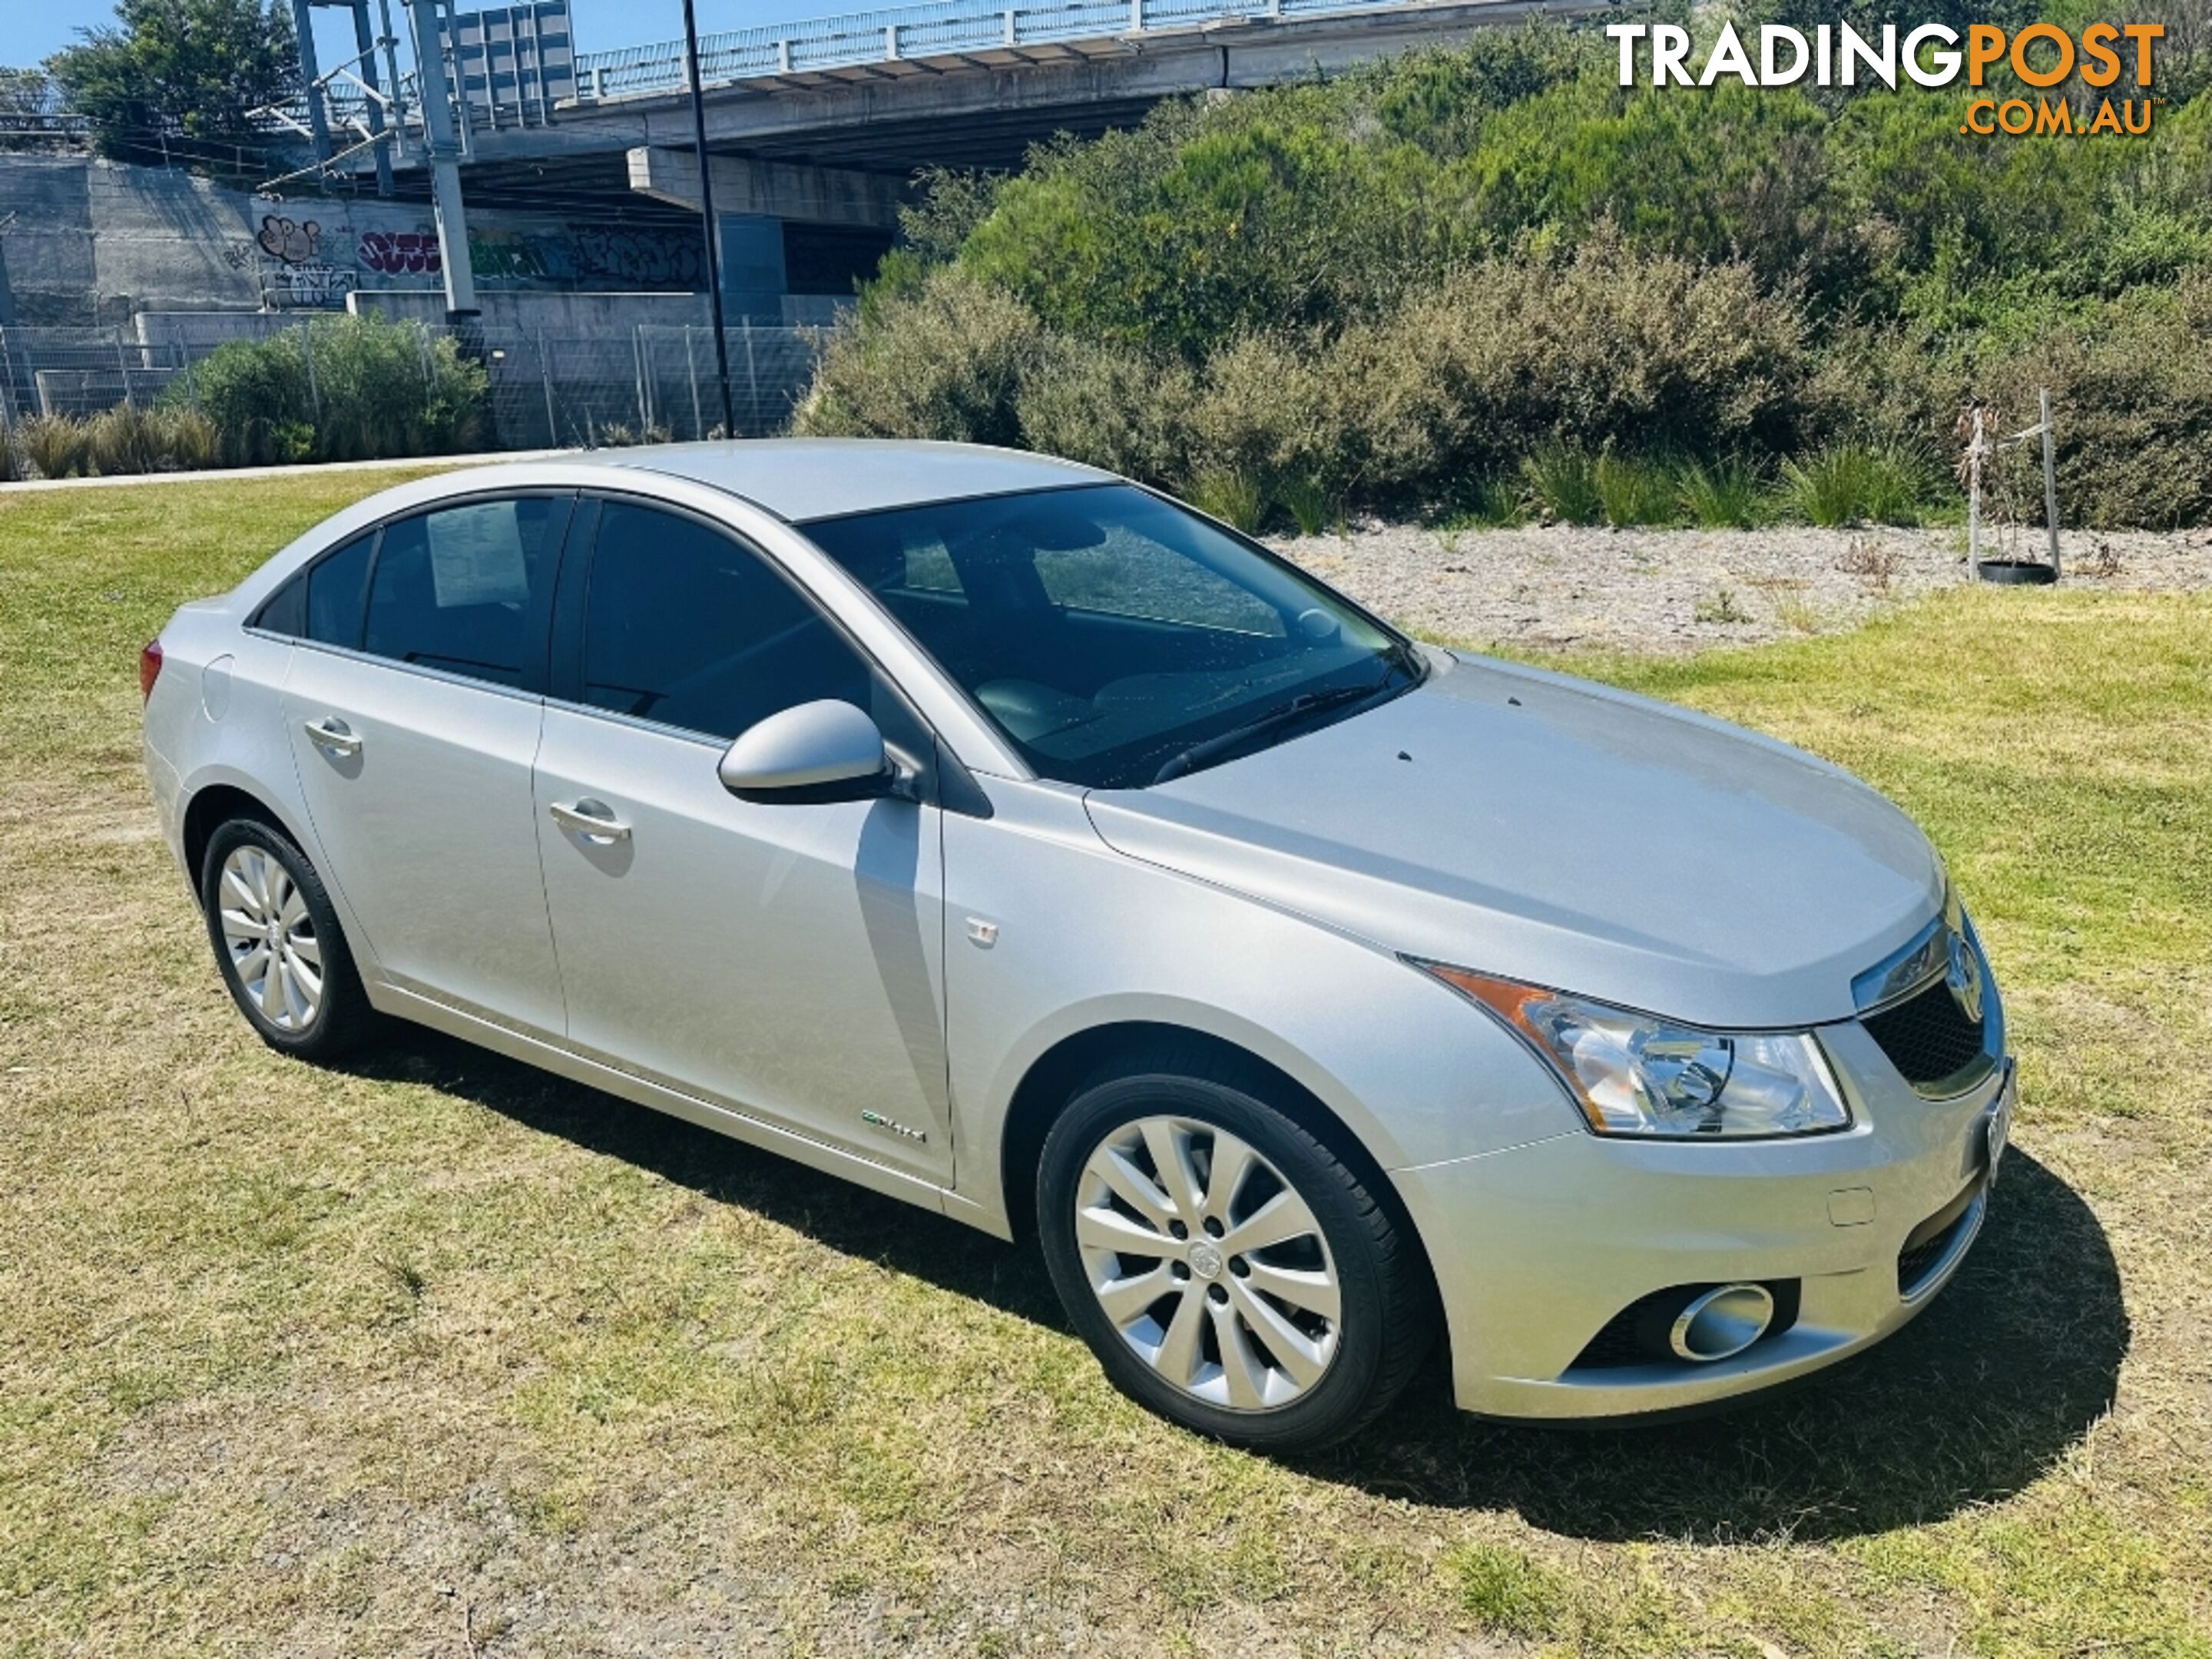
[1270,522,2212,654]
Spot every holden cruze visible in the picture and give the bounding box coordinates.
[141,441,2014,1449]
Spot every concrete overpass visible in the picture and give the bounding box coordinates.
[345,0,1601,316]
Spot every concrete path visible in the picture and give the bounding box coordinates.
[0,448,581,495]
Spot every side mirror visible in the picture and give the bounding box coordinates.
[719,700,894,803]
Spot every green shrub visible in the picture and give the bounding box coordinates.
[1594,452,1681,527]
[1183,466,1268,532]
[793,267,1041,448]
[1972,275,2212,529]
[1779,442,1933,527]
[170,315,485,466]
[18,414,90,479]
[1015,336,1198,484]
[1521,442,1602,525]
[1677,457,1767,528]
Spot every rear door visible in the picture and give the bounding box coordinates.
[531,497,952,1180]
[280,492,574,1035]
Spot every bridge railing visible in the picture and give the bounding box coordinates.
[571,0,1407,100]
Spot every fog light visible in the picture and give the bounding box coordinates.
[1668,1283,1775,1361]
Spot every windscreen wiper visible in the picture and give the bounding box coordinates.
[1151,678,1394,784]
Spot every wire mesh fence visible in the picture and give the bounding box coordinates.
[0,320,826,472]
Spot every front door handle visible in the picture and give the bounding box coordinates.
[303,717,363,756]
[548,798,632,842]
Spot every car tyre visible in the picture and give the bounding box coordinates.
[1038,1055,1435,1451]
[200,817,377,1061]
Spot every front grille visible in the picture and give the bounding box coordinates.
[1896,1187,1980,1296]
[1571,1280,1800,1370]
[1861,975,1990,1094]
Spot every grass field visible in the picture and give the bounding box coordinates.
[2,473,2207,1658]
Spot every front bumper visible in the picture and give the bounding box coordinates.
[1395,1022,2013,1419]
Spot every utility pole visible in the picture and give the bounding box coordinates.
[349,0,394,195]
[290,0,334,164]
[681,0,737,439]
[408,0,478,329]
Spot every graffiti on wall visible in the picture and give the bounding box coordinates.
[261,263,356,309]
[467,225,707,290]
[359,229,443,276]
[257,216,323,263]
[355,224,701,290]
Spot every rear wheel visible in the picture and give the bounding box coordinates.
[1038,1061,1435,1451]
[200,817,376,1060]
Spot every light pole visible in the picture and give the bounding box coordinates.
[682,0,737,439]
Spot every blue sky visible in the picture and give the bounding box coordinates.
[4,0,837,70]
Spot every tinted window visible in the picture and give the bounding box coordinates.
[803,485,1419,789]
[362,498,565,686]
[255,572,305,637]
[306,532,374,647]
[580,503,872,741]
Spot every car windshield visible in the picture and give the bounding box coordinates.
[802,484,1424,789]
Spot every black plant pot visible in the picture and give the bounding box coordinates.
[1976,559,2059,585]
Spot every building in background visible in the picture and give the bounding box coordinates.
[439,2,576,130]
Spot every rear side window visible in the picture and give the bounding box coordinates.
[362,498,565,687]
[306,533,375,646]
[579,502,872,740]
[253,531,371,641]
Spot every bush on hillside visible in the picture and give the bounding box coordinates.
[170,314,485,466]
[1977,276,2212,529]
[796,31,2212,526]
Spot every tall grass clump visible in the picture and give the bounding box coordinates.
[19,414,90,479]
[84,403,162,475]
[1677,457,1767,528]
[1780,442,1934,526]
[1185,466,1268,531]
[1521,442,1603,525]
[1594,452,1682,526]
[1274,475,1340,536]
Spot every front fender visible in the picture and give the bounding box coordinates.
[942,777,1581,1233]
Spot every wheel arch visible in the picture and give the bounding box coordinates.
[181,780,300,888]
[996,1020,1441,1328]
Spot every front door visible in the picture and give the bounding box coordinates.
[281,494,571,1035]
[531,498,952,1180]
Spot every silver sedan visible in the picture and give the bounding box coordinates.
[141,441,2014,1449]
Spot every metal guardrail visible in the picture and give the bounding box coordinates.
[571,0,1419,100]
[5,0,1445,149]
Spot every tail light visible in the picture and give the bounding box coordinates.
[139,637,164,704]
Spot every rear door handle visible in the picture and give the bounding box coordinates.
[548,798,631,842]
[303,717,363,756]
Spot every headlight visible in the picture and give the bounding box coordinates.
[1418,964,1851,1138]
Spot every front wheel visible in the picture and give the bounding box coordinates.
[1037,1062,1435,1451]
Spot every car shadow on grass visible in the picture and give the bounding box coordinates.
[345,1033,2124,1545]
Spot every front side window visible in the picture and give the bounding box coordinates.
[803,484,1422,788]
[361,498,565,686]
[579,503,873,741]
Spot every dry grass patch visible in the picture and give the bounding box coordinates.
[2,478,2208,1657]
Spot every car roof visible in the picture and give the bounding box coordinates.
[574,439,1113,522]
